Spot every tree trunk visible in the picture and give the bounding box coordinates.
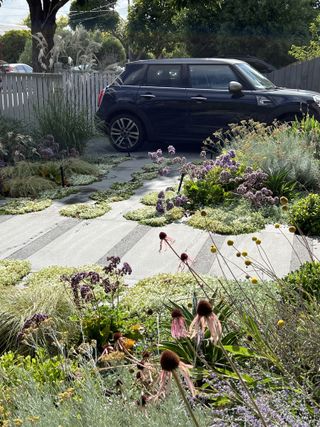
[32,22,57,72]
[29,1,57,72]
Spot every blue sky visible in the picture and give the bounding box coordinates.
[0,0,128,26]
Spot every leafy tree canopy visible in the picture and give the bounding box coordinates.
[290,14,320,61]
[179,0,317,67]
[0,30,30,63]
[127,0,182,59]
[69,0,119,32]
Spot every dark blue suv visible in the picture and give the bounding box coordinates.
[96,58,320,152]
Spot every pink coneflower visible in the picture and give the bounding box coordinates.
[190,300,222,345]
[159,231,175,252]
[171,309,188,339]
[153,350,195,399]
[178,252,194,271]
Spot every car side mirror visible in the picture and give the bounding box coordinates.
[229,81,243,93]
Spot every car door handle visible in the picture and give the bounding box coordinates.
[140,93,156,99]
[190,96,207,101]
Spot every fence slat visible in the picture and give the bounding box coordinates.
[0,70,119,125]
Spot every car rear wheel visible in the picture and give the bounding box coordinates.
[109,114,144,152]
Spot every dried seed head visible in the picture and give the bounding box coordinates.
[146,308,153,316]
[196,300,213,317]
[274,223,280,229]
[113,332,122,342]
[210,245,217,253]
[289,226,296,233]
[200,210,207,217]
[160,350,180,371]
[227,240,234,246]
[142,351,150,359]
[171,308,183,319]
[180,253,188,262]
[137,360,145,370]
[159,232,167,240]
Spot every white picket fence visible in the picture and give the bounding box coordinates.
[0,71,118,124]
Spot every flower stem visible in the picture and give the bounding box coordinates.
[172,369,200,427]
[218,342,268,427]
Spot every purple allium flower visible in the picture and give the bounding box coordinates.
[39,147,55,160]
[156,199,165,214]
[166,200,174,210]
[167,145,176,155]
[159,167,169,176]
[121,262,132,275]
[80,285,92,301]
[158,191,165,199]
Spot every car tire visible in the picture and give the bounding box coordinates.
[109,114,144,152]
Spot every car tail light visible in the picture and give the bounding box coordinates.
[97,88,105,107]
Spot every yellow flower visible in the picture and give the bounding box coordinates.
[250,277,258,284]
[227,240,234,246]
[245,259,252,266]
[288,226,296,233]
[210,245,217,253]
[280,196,288,206]
[255,239,261,245]
[123,337,136,349]
[277,319,285,328]
[13,419,23,426]
[274,223,280,229]
[130,324,143,332]
[0,405,4,415]
[241,251,248,257]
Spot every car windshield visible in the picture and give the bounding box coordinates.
[236,63,276,89]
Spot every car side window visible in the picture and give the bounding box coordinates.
[119,64,145,85]
[144,65,183,88]
[189,65,239,90]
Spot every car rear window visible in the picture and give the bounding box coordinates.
[189,64,239,89]
[118,64,145,85]
[144,65,183,87]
